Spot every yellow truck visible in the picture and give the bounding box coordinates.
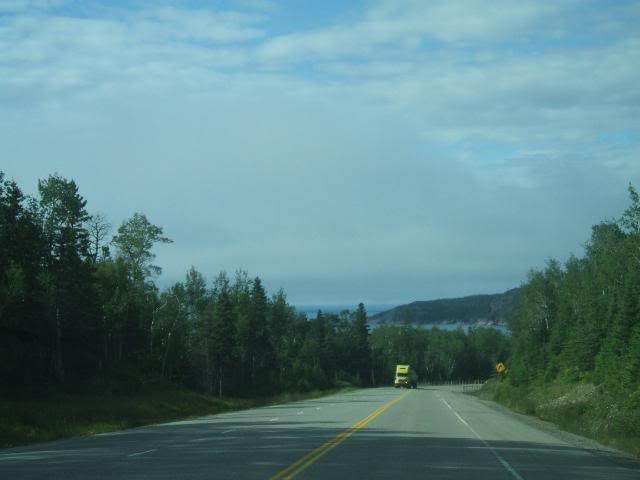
[394,364,417,389]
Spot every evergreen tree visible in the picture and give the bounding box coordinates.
[232,270,252,390]
[350,303,372,386]
[0,174,47,388]
[211,274,237,397]
[269,289,296,388]
[248,277,273,391]
[38,174,96,384]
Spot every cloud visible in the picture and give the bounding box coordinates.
[345,36,640,147]
[234,0,278,12]
[134,6,266,44]
[368,0,560,43]
[1,0,639,303]
[255,0,562,62]
[0,5,261,106]
[0,0,65,12]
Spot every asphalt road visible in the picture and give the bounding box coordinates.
[1,386,639,479]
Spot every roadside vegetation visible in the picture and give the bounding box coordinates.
[0,172,508,447]
[0,379,353,448]
[478,378,640,457]
[479,183,640,457]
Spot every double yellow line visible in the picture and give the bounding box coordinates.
[270,390,411,480]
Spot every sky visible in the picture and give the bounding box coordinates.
[1,0,639,306]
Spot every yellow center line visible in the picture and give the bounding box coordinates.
[270,390,411,480]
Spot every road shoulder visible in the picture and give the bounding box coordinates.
[465,391,640,469]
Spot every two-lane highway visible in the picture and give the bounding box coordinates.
[1,387,638,479]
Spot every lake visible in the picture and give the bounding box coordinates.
[294,304,395,318]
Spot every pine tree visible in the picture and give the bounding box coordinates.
[350,303,372,386]
[212,279,237,398]
[38,174,96,384]
[248,277,274,391]
[269,289,295,388]
[0,175,47,388]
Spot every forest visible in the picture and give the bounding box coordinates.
[498,183,640,443]
[0,172,508,399]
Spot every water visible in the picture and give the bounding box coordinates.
[369,322,510,333]
[418,322,509,333]
[294,306,509,333]
[294,304,395,319]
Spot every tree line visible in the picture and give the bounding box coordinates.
[0,172,509,397]
[371,323,510,384]
[508,184,640,401]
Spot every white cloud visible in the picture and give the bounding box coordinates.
[134,6,266,44]
[255,0,562,62]
[0,0,65,12]
[1,0,639,303]
[234,0,278,13]
[0,6,260,105]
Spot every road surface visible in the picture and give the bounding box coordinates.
[1,386,638,479]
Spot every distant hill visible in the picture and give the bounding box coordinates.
[370,288,520,327]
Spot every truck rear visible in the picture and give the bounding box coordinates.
[394,364,417,389]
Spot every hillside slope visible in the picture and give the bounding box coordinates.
[371,288,519,326]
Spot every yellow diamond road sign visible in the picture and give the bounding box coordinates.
[496,362,506,374]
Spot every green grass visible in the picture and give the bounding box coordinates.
[0,384,353,449]
[476,378,640,458]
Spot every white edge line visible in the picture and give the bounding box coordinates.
[128,449,157,457]
[440,397,525,480]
